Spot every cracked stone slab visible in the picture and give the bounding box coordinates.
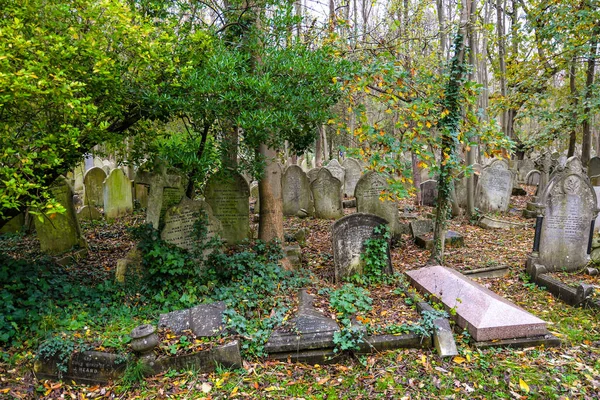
[159,301,226,337]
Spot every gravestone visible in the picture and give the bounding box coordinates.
[159,301,227,337]
[307,168,321,183]
[526,170,541,186]
[325,159,345,187]
[518,159,535,183]
[83,167,107,207]
[249,182,259,213]
[282,165,312,216]
[475,159,513,212]
[342,158,362,197]
[535,157,598,272]
[204,171,250,244]
[596,187,600,233]
[73,161,85,193]
[77,205,102,221]
[454,173,467,208]
[409,219,434,239]
[103,169,133,221]
[524,153,553,219]
[310,169,343,219]
[134,184,149,209]
[355,171,401,236]
[35,177,87,255]
[589,157,600,178]
[0,213,25,235]
[161,197,221,251]
[420,180,438,207]
[135,166,186,229]
[406,265,549,341]
[332,213,392,282]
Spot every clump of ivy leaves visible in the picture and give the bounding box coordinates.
[131,212,312,358]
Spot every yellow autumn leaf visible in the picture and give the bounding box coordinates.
[332,77,337,84]
[230,386,239,395]
[453,356,466,364]
[426,121,432,128]
[519,378,530,393]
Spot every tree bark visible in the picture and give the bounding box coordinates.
[258,144,284,243]
[466,0,478,217]
[582,27,598,166]
[411,152,422,205]
[567,58,578,158]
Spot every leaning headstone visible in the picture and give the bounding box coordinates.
[310,169,343,219]
[332,213,392,282]
[420,180,438,207]
[103,169,133,221]
[159,302,227,337]
[535,157,598,272]
[135,166,186,229]
[161,197,221,251]
[83,167,107,207]
[342,158,362,197]
[35,177,87,255]
[282,166,312,216]
[325,159,345,187]
[406,265,549,342]
[518,159,535,183]
[73,161,86,193]
[409,219,434,239]
[77,205,102,221]
[0,213,25,235]
[589,157,600,178]
[475,159,513,212]
[355,171,401,236]
[204,171,250,244]
[526,170,541,186]
[307,168,320,183]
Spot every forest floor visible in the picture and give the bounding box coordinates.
[1,185,600,399]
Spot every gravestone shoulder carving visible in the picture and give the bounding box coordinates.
[83,167,107,207]
[282,165,313,216]
[310,168,343,219]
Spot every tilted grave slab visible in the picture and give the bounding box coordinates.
[406,265,549,342]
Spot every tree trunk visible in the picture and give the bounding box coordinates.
[411,152,422,205]
[437,0,447,59]
[567,58,578,158]
[496,0,508,137]
[582,28,598,166]
[466,0,478,217]
[315,125,324,167]
[430,0,471,265]
[258,144,284,243]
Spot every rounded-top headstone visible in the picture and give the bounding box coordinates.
[103,168,133,221]
[325,159,346,186]
[283,165,313,216]
[538,157,598,272]
[475,159,513,212]
[161,197,221,251]
[588,156,600,178]
[310,168,343,219]
[307,168,321,183]
[83,167,107,207]
[342,158,362,198]
[354,171,401,236]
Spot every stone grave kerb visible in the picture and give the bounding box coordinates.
[136,165,186,229]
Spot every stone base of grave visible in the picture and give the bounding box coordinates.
[463,265,510,279]
[342,199,356,208]
[152,341,242,374]
[284,245,302,268]
[55,247,88,266]
[472,334,561,349]
[522,200,538,219]
[526,264,600,308]
[478,215,528,230]
[414,231,464,250]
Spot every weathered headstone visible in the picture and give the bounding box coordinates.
[73,161,85,193]
[535,157,598,272]
[332,213,392,282]
[159,301,227,337]
[77,205,102,221]
[526,170,541,186]
[83,167,107,207]
[204,171,250,244]
[475,159,513,212]
[342,158,362,197]
[135,166,186,229]
[161,197,221,251]
[103,169,133,221]
[325,159,345,192]
[406,265,549,341]
[282,165,313,216]
[35,177,87,255]
[0,213,25,235]
[589,157,600,178]
[311,169,343,219]
[409,219,434,239]
[307,168,320,183]
[420,180,438,207]
[518,159,535,183]
[134,184,149,209]
[355,171,401,236]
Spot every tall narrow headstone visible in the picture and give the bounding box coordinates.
[325,159,345,187]
[475,159,513,212]
[103,169,133,221]
[135,166,186,229]
[83,167,107,207]
[588,157,600,177]
[536,157,598,272]
[342,158,362,198]
[204,171,250,244]
[161,197,222,251]
[35,177,86,254]
[420,180,438,207]
[283,166,312,216]
[310,169,343,219]
[355,172,400,236]
[332,213,392,282]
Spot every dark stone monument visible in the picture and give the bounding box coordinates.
[420,180,438,207]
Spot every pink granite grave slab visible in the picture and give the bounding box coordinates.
[405,265,548,341]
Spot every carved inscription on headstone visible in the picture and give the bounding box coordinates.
[475,159,513,212]
[310,168,343,219]
[355,171,400,236]
[204,172,250,244]
[161,198,220,251]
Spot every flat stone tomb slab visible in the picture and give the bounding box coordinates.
[406,265,548,342]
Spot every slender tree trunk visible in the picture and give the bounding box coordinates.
[322,125,330,162]
[466,0,478,217]
[568,58,578,158]
[411,152,422,205]
[496,0,508,137]
[437,0,446,59]
[582,28,598,166]
[258,144,284,243]
[316,126,324,167]
[430,0,471,265]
